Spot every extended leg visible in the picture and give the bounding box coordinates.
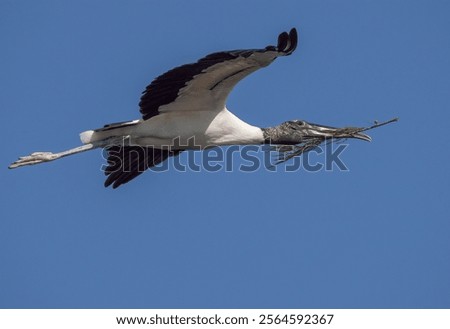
[8,136,126,169]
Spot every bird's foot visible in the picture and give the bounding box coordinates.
[9,152,60,169]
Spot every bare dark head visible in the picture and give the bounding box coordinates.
[262,119,371,145]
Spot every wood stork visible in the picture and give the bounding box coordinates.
[9,28,397,188]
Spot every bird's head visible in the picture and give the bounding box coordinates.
[262,119,374,165]
[265,120,372,144]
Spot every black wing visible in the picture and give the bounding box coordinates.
[139,28,298,120]
[104,146,181,189]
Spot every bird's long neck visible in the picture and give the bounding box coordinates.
[261,125,301,145]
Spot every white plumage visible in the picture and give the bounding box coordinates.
[82,108,263,149]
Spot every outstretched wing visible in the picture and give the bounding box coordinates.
[139,28,298,120]
[103,146,181,189]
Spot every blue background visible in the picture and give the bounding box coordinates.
[1,0,449,308]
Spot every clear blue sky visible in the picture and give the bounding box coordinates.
[1,0,449,308]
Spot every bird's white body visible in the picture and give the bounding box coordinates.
[81,107,264,149]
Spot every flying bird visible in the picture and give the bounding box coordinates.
[9,28,397,188]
